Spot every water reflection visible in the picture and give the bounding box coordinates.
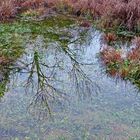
[12,29,99,118]
[0,22,140,139]
[0,68,10,97]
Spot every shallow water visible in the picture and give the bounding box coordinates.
[0,17,140,140]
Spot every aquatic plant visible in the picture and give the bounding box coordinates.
[100,45,123,76]
[100,45,123,65]
[100,37,140,88]
[102,33,117,45]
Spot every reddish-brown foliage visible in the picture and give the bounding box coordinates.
[21,0,47,10]
[0,0,18,21]
[100,45,123,65]
[119,68,129,78]
[0,56,11,65]
[100,37,140,79]
[0,0,140,30]
[80,21,91,28]
[88,0,140,30]
[103,33,117,44]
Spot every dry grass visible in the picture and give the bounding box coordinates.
[90,0,140,30]
[20,0,47,9]
[0,0,18,21]
[0,0,140,30]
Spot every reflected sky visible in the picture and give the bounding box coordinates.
[0,20,140,140]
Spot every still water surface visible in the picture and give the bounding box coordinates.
[0,18,140,140]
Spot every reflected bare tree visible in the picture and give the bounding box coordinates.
[0,27,100,118]
[70,62,99,100]
[0,63,13,98]
[58,43,100,100]
[21,44,98,117]
[23,51,69,117]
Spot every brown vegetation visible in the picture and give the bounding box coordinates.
[100,37,140,82]
[0,0,18,21]
[102,33,117,44]
[0,0,140,31]
[100,45,123,66]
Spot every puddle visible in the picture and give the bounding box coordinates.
[0,16,140,140]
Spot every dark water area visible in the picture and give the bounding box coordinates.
[0,16,140,140]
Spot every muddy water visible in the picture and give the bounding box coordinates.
[0,17,140,140]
